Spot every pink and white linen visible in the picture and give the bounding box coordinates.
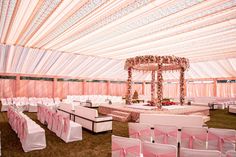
[154,125,178,146]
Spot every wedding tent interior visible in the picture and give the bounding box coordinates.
[0,0,236,156]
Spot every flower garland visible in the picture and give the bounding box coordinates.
[124,55,189,71]
[157,63,163,104]
[151,70,155,101]
[126,67,132,104]
[180,67,185,105]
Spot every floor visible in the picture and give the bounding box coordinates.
[0,106,236,157]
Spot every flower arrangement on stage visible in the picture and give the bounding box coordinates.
[162,101,176,106]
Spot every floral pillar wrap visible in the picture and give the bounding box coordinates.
[151,70,155,101]
[126,67,132,104]
[157,63,163,105]
[180,67,185,105]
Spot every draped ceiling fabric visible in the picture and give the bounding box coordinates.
[0,0,236,81]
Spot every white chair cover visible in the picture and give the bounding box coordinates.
[129,123,152,142]
[154,124,178,146]
[142,142,177,157]
[208,128,236,154]
[112,135,141,157]
[181,127,207,150]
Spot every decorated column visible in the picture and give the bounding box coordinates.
[180,67,185,105]
[157,63,163,105]
[151,70,155,101]
[126,67,132,104]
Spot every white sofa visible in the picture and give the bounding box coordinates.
[139,114,205,129]
[74,106,113,133]
[229,105,236,114]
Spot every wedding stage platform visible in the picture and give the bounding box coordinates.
[98,103,210,122]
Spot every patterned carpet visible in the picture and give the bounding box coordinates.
[0,105,235,157]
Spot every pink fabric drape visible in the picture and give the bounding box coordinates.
[187,83,214,97]
[110,83,127,96]
[217,83,236,97]
[0,79,15,97]
[163,83,179,98]
[181,132,207,149]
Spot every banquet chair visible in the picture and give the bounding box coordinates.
[60,116,82,143]
[28,97,38,112]
[1,98,8,111]
[226,150,236,157]
[180,148,221,157]
[142,141,177,157]
[112,135,141,157]
[47,109,56,131]
[154,124,178,146]
[208,128,236,154]
[181,127,207,150]
[129,123,152,142]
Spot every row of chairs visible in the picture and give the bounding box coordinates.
[7,106,46,152]
[128,123,236,154]
[37,105,82,143]
[112,135,236,157]
[1,97,61,112]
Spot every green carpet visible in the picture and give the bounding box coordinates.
[0,109,235,157]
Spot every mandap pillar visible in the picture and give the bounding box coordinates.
[157,63,163,105]
[151,70,155,101]
[180,67,185,105]
[126,67,132,104]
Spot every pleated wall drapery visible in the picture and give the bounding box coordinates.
[187,83,214,97]
[217,83,236,97]
[0,78,236,98]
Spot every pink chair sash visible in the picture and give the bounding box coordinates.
[63,117,70,133]
[112,142,140,157]
[129,128,151,138]
[181,132,206,149]
[143,149,176,157]
[154,129,177,144]
[208,132,236,152]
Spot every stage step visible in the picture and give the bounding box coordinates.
[111,110,130,117]
[109,111,131,122]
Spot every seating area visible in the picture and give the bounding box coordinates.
[7,106,46,152]
[111,122,236,156]
[1,97,61,112]
[37,105,82,143]
[66,95,124,107]
[187,97,236,109]
[58,103,113,133]
[1,0,236,156]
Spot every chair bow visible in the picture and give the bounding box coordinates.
[154,129,177,144]
[129,128,151,138]
[181,132,206,149]
[208,132,236,152]
[112,142,140,157]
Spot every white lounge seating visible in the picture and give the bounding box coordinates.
[226,150,236,157]
[74,106,112,133]
[180,148,221,157]
[229,105,236,114]
[140,114,205,129]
